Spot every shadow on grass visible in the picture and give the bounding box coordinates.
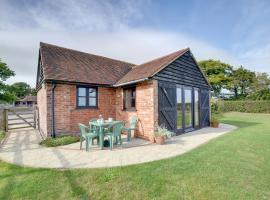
[0,163,41,199]
[50,149,90,199]
[221,120,261,128]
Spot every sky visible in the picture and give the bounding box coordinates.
[0,0,270,87]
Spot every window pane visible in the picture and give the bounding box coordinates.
[194,89,199,126]
[184,88,192,127]
[124,87,136,109]
[177,87,182,129]
[89,97,96,106]
[89,88,96,97]
[78,97,86,106]
[78,88,86,96]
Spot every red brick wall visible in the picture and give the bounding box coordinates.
[37,84,47,136]
[53,84,116,135]
[116,80,158,140]
[38,80,158,140]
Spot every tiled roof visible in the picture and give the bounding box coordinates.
[20,96,37,102]
[40,42,134,85]
[114,48,189,86]
[39,42,190,86]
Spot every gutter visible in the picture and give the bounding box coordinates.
[113,78,149,87]
[51,83,56,138]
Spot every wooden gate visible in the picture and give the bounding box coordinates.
[200,89,210,127]
[5,107,39,130]
[158,81,177,131]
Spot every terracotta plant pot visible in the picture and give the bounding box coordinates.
[211,122,220,128]
[155,136,165,145]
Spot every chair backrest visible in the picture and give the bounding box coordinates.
[113,122,124,137]
[78,123,88,137]
[130,116,138,129]
[89,121,99,134]
[90,118,98,122]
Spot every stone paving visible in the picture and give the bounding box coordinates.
[0,124,236,169]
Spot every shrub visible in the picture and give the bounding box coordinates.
[217,100,270,113]
[40,135,80,147]
[211,99,222,114]
[154,125,175,138]
[210,116,219,124]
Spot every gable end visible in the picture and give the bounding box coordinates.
[154,51,210,89]
[36,51,44,90]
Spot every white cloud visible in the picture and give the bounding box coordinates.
[0,0,269,87]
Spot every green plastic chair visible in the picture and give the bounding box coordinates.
[105,122,124,150]
[122,116,138,141]
[78,123,98,152]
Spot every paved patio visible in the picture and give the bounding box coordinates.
[0,124,236,169]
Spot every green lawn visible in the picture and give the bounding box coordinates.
[1,112,270,199]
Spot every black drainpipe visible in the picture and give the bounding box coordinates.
[51,83,56,138]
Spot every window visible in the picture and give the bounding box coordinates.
[177,87,183,129]
[77,86,97,108]
[194,88,200,127]
[123,87,136,110]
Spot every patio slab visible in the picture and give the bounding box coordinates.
[0,124,237,169]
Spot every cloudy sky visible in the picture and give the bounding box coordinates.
[0,0,270,87]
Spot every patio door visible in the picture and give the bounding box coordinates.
[184,87,193,131]
[176,86,196,134]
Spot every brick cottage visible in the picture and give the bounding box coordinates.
[36,43,211,140]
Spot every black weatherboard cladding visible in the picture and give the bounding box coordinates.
[155,50,210,132]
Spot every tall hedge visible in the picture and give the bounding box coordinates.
[216,101,270,113]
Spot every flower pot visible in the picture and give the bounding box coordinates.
[155,136,165,145]
[211,122,220,128]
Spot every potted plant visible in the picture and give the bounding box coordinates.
[154,125,174,145]
[211,116,220,128]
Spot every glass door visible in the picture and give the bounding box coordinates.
[194,88,200,128]
[176,87,183,133]
[184,87,193,130]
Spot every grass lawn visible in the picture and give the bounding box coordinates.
[1,112,270,199]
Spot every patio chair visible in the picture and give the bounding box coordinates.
[78,123,98,152]
[122,116,138,141]
[105,122,124,150]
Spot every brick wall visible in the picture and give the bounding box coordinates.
[38,80,158,140]
[37,84,48,136]
[116,80,158,140]
[53,84,116,135]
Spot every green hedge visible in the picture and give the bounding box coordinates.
[215,101,270,113]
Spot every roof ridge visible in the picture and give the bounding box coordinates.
[40,42,136,66]
[131,48,190,69]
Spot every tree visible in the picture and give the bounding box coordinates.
[198,59,233,96]
[229,66,256,98]
[10,82,33,99]
[251,72,270,92]
[0,59,16,103]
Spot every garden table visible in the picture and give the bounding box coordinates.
[89,120,122,149]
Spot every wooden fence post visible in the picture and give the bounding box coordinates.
[4,109,8,132]
[0,108,4,131]
[33,106,37,129]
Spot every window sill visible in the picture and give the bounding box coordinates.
[122,108,137,112]
[76,106,99,110]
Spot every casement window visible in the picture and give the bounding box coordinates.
[77,86,98,108]
[123,86,136,110]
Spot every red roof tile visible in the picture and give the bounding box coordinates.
[114,48,189,86]
[40,42,134,85]
[39,42,190,86]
